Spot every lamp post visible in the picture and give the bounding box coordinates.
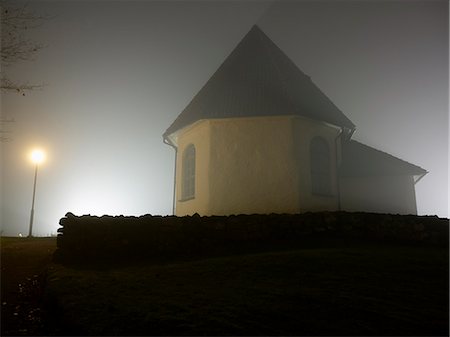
[28,149,45,238]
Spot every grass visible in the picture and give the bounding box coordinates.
[1,237,56,336]
[45,242,449,336]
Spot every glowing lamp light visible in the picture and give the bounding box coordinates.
[30,149,45,165]
[28,148,46,237]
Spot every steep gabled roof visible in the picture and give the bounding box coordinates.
[164,25,355,138]
[340,140,427,178]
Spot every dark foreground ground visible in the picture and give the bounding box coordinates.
[1,237,449,336]
[1,237,56,336]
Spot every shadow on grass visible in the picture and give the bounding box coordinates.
[44,240,449,336]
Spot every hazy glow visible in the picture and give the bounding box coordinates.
[30,149,45,165]
[0,1,447,237]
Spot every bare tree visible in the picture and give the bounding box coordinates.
[1,1,46,94]
[1,2,48,141]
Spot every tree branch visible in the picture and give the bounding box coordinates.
[1,2,48,93]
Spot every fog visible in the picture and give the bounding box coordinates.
[1,1,448,236]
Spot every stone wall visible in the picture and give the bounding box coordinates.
[54,212,448,263]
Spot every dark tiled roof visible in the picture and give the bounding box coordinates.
[340,140,427,177]
[163,25,355,138]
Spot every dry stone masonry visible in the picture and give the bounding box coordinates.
[54,212,448,263]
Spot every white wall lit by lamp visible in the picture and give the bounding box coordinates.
[28,149,46,237]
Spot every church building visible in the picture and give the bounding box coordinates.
[163,25,427,216]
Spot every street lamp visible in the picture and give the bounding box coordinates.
[28,149,45,237]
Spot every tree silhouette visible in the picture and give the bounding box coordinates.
[1,2,46,93]
[1,2,48,141]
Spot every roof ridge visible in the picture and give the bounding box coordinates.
[164,25,356,138]
[258,26,298,115]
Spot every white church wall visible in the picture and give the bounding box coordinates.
[173,116,343,216]
[292,117,341,212]
[175,120,211,216]
[208,116,301,215]
[340,175,418,215]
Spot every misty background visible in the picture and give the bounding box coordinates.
[1,0,448,236]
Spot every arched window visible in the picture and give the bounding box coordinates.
[182,144,195,200]
[310,137,332,196]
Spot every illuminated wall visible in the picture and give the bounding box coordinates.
[208,116,300,215]
[291,117,341,213]
[173,116,341,216]
[174,120,211,216]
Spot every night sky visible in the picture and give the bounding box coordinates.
[1,0,448,236]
